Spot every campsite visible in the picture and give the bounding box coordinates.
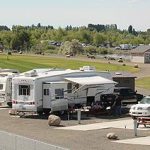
[0,54,150,150]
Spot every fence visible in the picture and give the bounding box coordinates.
[0,130,69,150]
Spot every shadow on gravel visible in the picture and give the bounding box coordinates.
[19,109,130,121]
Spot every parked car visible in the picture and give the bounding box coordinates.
[129,96,150,117]
[118,58,123,62]
[107,57,115,60]
[115,46,121,50]
[87,54,95,59]
[114,87,143,104]
[35,51,44,55]
[19,51,23,54]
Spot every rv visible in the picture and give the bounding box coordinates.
[0,68,54,107]
[12,67,116,114]
[0,70,19,106]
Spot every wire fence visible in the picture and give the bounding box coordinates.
[0,130,69,150]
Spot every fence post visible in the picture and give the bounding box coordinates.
[133,119,137,136]
[77,109,81,124]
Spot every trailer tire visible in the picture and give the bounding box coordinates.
[43,109,51,115]
[7,102,12,107]
[37,111,43,116]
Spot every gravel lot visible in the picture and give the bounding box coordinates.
[0,108,150,150]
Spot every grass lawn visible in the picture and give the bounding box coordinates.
[136,77,150,90]
[0,54,139,73]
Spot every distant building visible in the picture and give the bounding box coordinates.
[130,45,150,63]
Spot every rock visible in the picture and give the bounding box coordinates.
[134,64,139,68]
[122,63,126,66]
[9,109,17,115]
[48,115,61,126]
[106,133,118,140]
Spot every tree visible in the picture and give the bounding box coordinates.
[93,33,105,46]
[84,46,97,54]
[11,31,30,51]
[128,25,133,34]
[37,23,41,28]
[59,39,83,55]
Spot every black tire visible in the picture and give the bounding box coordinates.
[43,109,50,115]
[37,111,43,116]
[7,102,12,107]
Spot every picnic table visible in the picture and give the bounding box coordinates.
[137,117,150,128]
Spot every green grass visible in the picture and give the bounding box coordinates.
[0,54,139,73]
[136,77,150,90]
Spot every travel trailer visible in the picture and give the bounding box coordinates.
[0,70,19,106]
[0,68,54,106]
[12,67,116,114]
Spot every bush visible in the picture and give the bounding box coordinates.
[7,52,12,55]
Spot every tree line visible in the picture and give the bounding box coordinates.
[0,23,150,55]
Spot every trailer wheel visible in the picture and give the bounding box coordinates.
[43,109,50,115]
[7,102,12,107]
[18,112,25,118]
[37,111,43,116]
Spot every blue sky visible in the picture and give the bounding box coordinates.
[0,0,149,31]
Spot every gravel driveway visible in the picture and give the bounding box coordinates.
[0,109,150,150]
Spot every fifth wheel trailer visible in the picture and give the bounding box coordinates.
[12,67,116,114]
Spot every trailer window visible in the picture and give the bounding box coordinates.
[55,88,64,99]
[19,85,30,96]
[67,83,72,93]
[44,89,49,95]
[0,84,3,90]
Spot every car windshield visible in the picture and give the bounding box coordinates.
[140,97,150,104]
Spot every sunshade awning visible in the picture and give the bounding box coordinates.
[65,76,117,85]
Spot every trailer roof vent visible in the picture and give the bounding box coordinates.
[80,66,96,72]
[24,70,38,77]
[115,72,122,75]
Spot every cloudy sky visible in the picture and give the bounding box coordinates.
[0,0,149,31]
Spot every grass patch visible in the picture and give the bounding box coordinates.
[0,54,139,73]
[136,77,150,90]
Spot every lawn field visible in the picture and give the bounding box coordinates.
[136,77,150,90]
[0,54,139,73]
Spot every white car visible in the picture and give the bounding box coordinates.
[129,96,150,117]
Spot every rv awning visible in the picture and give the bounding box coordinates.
[65,76,116,85]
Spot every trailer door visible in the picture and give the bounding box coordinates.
[43,83,51,109]
[50,82,68,112]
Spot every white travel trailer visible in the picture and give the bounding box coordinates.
[0,70,19,106]
[12,67,116,114]
[0,68,52,106]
